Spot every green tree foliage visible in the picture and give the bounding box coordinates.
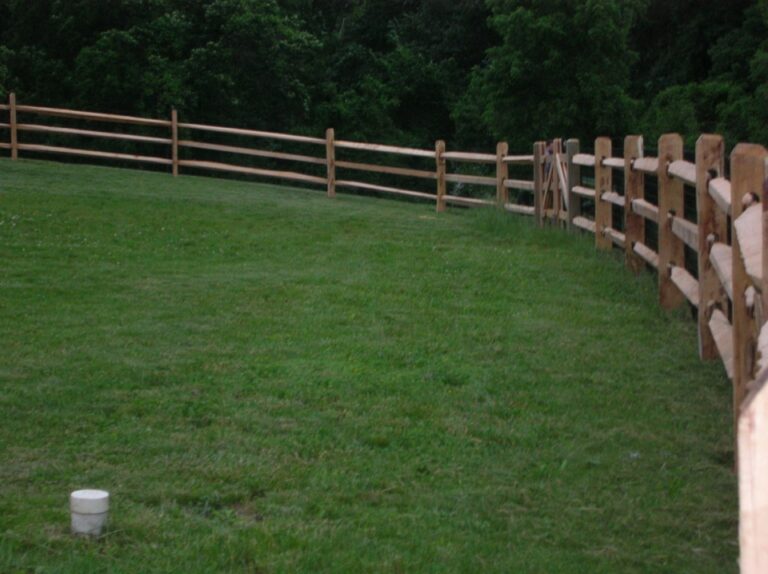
[0,0,765,149]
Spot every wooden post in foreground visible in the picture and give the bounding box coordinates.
[9,92,17,160]
[565,139,580,230]
[731,144,767,429]
[594,137,612,250]
[624,135,645,273]
[496,141,508,207]
[696,134,727,360]
[533,141,545,226]
[435,139,446,212]
[325,128,335,198]
[657,133,686,309]
[171,109,179,177]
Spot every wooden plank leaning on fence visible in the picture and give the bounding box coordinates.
[624,136,645,273]
[565,139,580,230]
[696,135,728,360]
[732,144,767,435]
[594,137,612,250]
[657,134,686,309]
[496,141,508,207]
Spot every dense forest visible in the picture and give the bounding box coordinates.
[0,0,766,151]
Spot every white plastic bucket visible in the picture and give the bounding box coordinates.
[70,489,109,536]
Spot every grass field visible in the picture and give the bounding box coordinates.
[0,158,737,572]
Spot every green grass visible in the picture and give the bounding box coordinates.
[0,159,736,573]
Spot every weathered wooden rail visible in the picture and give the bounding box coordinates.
[1,93,766,572]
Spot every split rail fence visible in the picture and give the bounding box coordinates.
[1,93,767,572]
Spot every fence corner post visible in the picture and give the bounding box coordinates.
[435,139,446,213]
[325,128,335,198]
[496,141,509,208]
[533,141,545,226]
[696,134,726,360]
[9,92,17,160]
[594,137,612,250]
[624,135,645,273]
[171,108,179,177]
[565,139,580,230]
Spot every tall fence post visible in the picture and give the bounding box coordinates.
[171,109,179,177]
[9,92,17,160]
[325,128,335,198]
[731,144,767,436]
[624,135,645,273]
[657,133,686,309]
[594,137,612,250]
[533,141,545,226]
[435,139,446,213]
[565,139,580,230]
[696,134,727,360]
[496,141,508,207]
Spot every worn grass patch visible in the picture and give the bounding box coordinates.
[0,159,736,572]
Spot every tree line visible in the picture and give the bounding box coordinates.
[0,0,765,152]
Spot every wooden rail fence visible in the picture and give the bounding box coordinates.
[1,93,767,572]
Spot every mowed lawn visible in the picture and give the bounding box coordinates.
[0,159,736,573]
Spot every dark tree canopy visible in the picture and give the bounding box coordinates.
[0,0,765,150]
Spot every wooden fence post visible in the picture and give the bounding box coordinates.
[9,92,17,160]
[624,135,645,273]
[594,137,612,250]
[325,128,335,198]
[171,109,179,177]
[496,141,508,207]
[533,141,545,226]
[435,139,446,212]
[565,139,580,230]
[731,144,768,431]
[657,133,686,309]
[696,134,727,360]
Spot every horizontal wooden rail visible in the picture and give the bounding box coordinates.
[670,215,699,251]
[668,159,697,186]
[335,179,435,200]
[734,203,763,286]
[335,159,434,179]
[445,173,496,186]
[179,122,325,145]
[631,198,659,223]
[709,309,735,379]
[709,177,732,216]
[0,142,10,149]
[18,123,172,144]
[17,143,171,165]
[335,140,435,158]
[632,157,659,174]
[633,242,659,268]
[710,242,734,300]
[504,179,535,191]
[601,191,625,207]
[670,265,700,306]
[573,216,596,233]
[179,140,326,165]
[602,157,625,169]
[0,104,8,111]
[504,203,535,215]
[603,227,626,248]
[178,159,326,185]
[442,151,496,164]
[0,122,10,129]
[502,154,534,164]
[572,185,596,199]
[444,194,495,207]
[16,104,170,127]
[572,153,595,167]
